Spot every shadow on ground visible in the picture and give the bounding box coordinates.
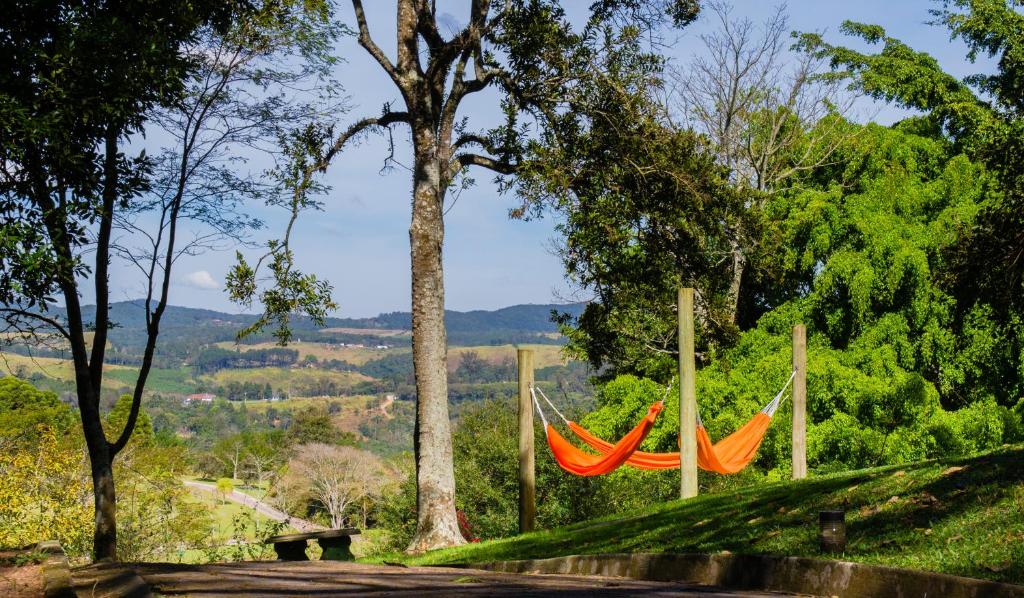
[412,444,1024,584]
[74,561,786,597]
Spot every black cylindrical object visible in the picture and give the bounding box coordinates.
[819,510,846,554]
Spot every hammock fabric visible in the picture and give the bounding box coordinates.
[567,412,773,474]
[534,371,793,476]
[544,402,664,476]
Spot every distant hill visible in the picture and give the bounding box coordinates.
[38,300,586,351]
[326,303,586,334]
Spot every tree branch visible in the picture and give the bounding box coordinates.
[455,152,516,174]
[352,0,403,88]
[0,308,71,342]
[321,109,411,169]
[89,126,118,390]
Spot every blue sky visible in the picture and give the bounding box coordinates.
[131,0,979,318]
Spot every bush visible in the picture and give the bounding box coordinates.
[925,397,1008,456]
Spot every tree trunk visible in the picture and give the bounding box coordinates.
[80,400,117,561]
[90,455,118,561]
[405,141,464,553]
[725,234,746,324]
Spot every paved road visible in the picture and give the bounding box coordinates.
[73,561,796,597]
[184,480,324,533]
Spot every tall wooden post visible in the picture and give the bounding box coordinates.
[792,324,807,480]
[517,348,536,532]
[678,288,698,499]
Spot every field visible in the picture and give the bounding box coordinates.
[240,393,378,414]
[104,365,196,395]
[216,341,397,366]
[0,353,137,392]
[220,341,567,371]
[205,366,374,389]
[388,443,1024,584]
[448,344,567,369]
[320,327,410,337]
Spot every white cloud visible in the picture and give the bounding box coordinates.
[180,270,220,291]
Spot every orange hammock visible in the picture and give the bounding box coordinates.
[567,413,772,474]
[533,371,793,476]
[542,401,664,476]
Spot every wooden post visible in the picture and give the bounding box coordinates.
[517,348,536,533]
[678,288,698,499]
[792,324,807,480]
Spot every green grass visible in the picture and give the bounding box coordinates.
[186,487,291,541]
[203,366,372,391]
[104,365,196,394]
[380,444,1024,584]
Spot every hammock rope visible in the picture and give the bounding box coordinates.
[530,385,664,476]
[533,369,796,476]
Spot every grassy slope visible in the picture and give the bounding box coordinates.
[448,344,566,369]
[205,366,373,388]
[216,341,395,366]
[392,444,1024,584]
[221,341,568,370]
[0,353,138,392]
[104,365,195,394]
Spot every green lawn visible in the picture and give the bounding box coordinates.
[186,488,287,541]
[383,443,1024,584]
[104,365,196,394]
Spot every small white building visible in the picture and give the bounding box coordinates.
[184,393,216,405]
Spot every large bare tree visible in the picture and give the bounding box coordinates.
[670,1,856,322]
[284,0,699,552]
[289,443,386,529]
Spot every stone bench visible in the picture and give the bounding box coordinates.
[265,528,360,561]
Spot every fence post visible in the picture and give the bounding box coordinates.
[517,348,536,532]
[792,324,807,480]
[679,288,698,499]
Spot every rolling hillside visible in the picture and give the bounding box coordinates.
[0,300,594,456]
[12,300,585,353]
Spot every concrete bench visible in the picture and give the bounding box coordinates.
[265,528,360,561]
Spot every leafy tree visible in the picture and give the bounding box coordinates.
[0,377,74,436]
[799,0,1024,318]
[287,405,357,446]
[0,426,92,555]
[0,0,336,559]
[213,434,248,481]
[242,430,285,487]
[115,443,213,562]
[510,24,735,379]
[216,478,235,504]
[106,394,154,448]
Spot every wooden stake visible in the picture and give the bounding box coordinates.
[517,348,536,533]
[679,288,698,499]
[792,324,807,480]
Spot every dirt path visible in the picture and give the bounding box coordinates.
[184,480,324,533]
[75,560,794,597]
[379,394,395,419]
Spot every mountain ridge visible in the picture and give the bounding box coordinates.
[66,299,586,334]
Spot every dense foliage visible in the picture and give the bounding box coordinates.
[506,2,1024,484]
[561,118,1024,477]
